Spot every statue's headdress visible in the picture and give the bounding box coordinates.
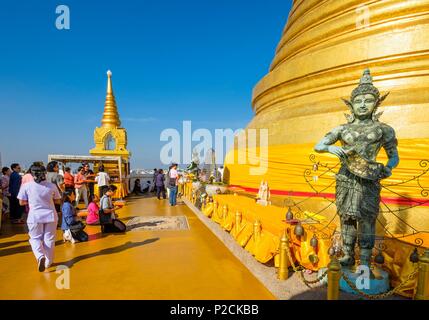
[342,68,389,123]
[351,68,380,101]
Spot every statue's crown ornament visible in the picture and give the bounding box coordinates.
[351,68,380,101]
[342,69,389,123]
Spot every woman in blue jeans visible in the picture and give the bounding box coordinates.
[167,164,178,206]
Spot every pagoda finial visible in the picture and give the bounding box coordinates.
[101,70,121,128]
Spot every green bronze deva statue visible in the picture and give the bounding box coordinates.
[315,69,399,267]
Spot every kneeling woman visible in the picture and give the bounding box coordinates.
[99,185,126,233]
[61,191,88,243]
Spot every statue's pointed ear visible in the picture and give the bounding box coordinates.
[344,113,354,123]
[341,98,353,110]
[373,111,384,121]
[379,92,389,104]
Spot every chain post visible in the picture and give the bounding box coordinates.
[416,249,429,300]
[327,256,341,300]
[278,231,290,280]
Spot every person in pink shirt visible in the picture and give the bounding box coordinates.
[86,194,100,225]
[21,169,35,185]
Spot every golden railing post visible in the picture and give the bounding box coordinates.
[235,211,242,234]
[278,231,289,280]
[201,195,206,211]
[327,256,341,300]
[415,249,429,300]
[222,205,228,222]
[213,200,218,217]
[253,220,261,243]
[188,184,192,200]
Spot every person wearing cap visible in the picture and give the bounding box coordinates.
[17,164,61,272]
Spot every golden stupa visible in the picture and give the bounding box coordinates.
[225,0,429,232]
[90,70,131,197]
[90,70,130,161]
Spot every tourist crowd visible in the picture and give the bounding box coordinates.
[0,161,126,272]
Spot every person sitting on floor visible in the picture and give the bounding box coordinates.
[99,185,126,233]
[132,179,144,196]
[86,194,100,225]
[61,191,88,243]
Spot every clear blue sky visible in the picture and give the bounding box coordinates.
[0,0,292,169]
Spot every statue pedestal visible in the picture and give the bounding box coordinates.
[317,266,390,296]
[339,267,390,296]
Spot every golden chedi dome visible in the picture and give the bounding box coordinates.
[251,0,429,142]
[225,0,429,233]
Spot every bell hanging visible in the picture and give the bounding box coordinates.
[312,163,319,172]
[310,235,318,249]
[294,222,304,237]
[309,254,319,264]
[374,251,385,265]
[286,207,293,221]
[410,248,420,263]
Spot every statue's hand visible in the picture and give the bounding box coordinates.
[380,166,392,179]
[327,146,347,160]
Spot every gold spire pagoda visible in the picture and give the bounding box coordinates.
[90,70,130,160]
[101,70,121,128]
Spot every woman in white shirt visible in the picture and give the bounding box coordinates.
[95,165,110,198]
[18,165,61,272]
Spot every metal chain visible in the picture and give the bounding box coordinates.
[283,241,327,287]
[282,241,418,297]
[340,267,419,300]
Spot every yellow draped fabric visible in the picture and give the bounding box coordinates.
[224,138,429,232]
[196,189,428,298]
[94,182,128,199]
[225,138,429,200]
[382,233,429,298]
[205,194,336,270]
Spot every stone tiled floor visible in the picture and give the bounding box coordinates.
[0,196,274,300]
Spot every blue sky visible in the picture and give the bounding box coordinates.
[0,0,292,169]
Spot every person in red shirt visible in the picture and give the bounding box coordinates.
[63,167,75,195]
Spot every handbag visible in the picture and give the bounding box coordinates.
[69,220,85,232]
[72,229,89,242]
[98,208,112,225]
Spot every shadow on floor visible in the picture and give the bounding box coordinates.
[0,240,28,249]
[52,238,160,269]
[0,240,65,258]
